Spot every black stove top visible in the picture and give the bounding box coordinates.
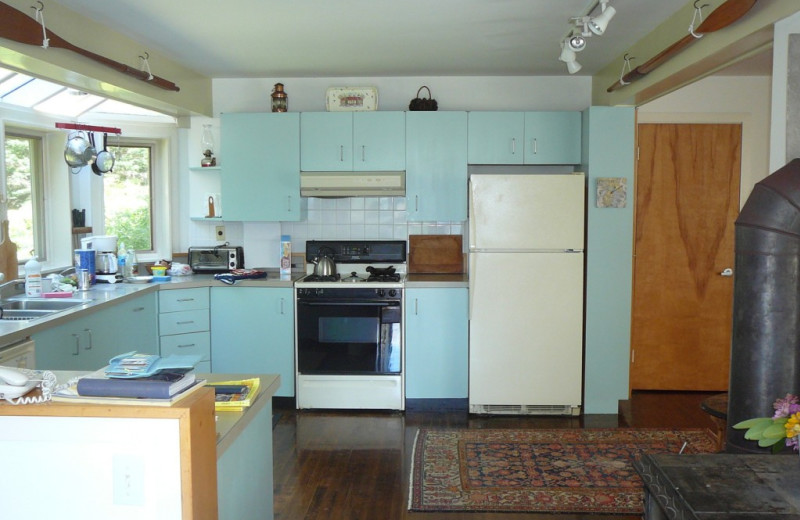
[301,271,402,283]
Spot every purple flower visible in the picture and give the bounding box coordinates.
[773,394,799,419]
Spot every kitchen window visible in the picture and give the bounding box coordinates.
[103,140,154,252]
[3,132,45,263]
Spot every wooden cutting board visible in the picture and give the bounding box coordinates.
[409,235,464,274]
[0,220,18,280]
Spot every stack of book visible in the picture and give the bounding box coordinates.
[52,352,204,406]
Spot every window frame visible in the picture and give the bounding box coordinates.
[101,138,156,254]
[3,129,47,263]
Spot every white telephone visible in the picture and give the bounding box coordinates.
[0,366,57,404]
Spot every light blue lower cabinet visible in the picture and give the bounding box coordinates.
[34,293,157,370]
[405,288,469,401]
[210,287,295,397]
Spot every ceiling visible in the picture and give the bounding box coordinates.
[46,0,698,78]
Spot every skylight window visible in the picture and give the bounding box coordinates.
[0,66,175,123]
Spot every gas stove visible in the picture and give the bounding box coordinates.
[294,240,407,411]
[297,240,406,288]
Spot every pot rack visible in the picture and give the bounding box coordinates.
[55,122,121,135]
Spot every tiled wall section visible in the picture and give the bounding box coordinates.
[281,197,463,252]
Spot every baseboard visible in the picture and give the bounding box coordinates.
[273,396,296,410]
[405,398,468,412]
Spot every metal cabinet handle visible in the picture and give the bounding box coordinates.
[177,320,195,325]
[84,328,93,350]
[414,298,419,315]
[415,195,419,212]
[132,306,145,312]
[511,137,516,155]
[177,298,195,302]
[533,138,538,155]
[720,268,733,277]
[288,195,292,212]
[361,145,366,162]
[339,145,344,162]
[177,343,196,348]
[71,333,80,356]
[280,298,285,315]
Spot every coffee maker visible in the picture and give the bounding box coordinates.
[80,235,121,283]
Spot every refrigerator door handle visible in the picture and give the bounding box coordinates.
[468,253,476,320]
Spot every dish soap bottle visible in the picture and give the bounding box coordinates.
[25,256,42,297]
[118,242,127,278]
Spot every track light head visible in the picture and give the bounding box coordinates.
[559,43,577,63]
[566,60,582,74]
[589,3,616,35]
[567,34,586,52]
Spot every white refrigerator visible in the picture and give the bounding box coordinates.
[468,173,585,415]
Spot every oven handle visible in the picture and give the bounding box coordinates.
[299,300,400,307]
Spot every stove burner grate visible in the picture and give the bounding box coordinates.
[303,273,341,282]
[367,273,401,282]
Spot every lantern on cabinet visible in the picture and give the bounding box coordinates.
[271,83,288,112]
[200,124,216,167]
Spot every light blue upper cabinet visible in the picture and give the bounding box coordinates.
[468,112,525,164]
[300,112,353,171]
[524,111,582,164]
[468,111,581,165]
[221,112,301,221]
[354,112,405,170]
[301,112,405,171]
[406,111,468,221]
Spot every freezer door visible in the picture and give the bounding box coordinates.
[469,173,585,250]
[468,251,583,409]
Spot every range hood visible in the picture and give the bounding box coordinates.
[300,171,405,197]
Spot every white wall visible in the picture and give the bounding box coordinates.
[638,75,773,204]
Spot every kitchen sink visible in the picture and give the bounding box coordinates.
[0,298,90,321]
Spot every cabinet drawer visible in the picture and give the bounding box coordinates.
[159,309,209,336]
[159,288,209,313]
[160,332,211,360]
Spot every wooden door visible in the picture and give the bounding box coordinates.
[631,123,741,391]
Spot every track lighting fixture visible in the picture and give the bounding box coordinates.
[588,1,616,35]
[559,40,582,75]
[557,0,615,74]
[567,34,586,52]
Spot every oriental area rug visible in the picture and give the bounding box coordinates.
[408,428,718,514]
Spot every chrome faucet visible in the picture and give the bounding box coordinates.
[58,266,76,277]
[0,279,25,301]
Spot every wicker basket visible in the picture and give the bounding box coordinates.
[408,86,438,111]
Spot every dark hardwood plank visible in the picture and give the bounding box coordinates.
[273,392,718,520]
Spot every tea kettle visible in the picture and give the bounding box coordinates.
[312,248,337,277]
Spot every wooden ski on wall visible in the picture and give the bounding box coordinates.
[607,0,757,93]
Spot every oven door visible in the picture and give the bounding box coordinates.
[296,298,401,375]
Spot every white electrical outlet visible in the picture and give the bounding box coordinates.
[113,453,145,505]
[215,225,226,242]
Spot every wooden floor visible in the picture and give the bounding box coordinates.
[272,391,721,520]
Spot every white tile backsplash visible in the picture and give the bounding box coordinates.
[191,196,464,267]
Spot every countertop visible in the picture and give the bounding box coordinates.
[404,273,468,288]
[0,270,304,347]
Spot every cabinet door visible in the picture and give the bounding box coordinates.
[300,112,353,171]
[33,309,115,370]
[353,112,405,171]
[405,288,469,399]
[524,111,581,164]
[103,293,159,356]
[467,112,524,164]
[210,287,295,397]
[406,112,468,221]
[221,112,301,221]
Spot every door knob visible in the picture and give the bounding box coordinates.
[720,268,733,277]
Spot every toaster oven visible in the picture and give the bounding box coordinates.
[188,246,244,273]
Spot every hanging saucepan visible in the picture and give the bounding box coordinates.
[95,133,115,174]
[87,133,104,176]
[64,130,90,169]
